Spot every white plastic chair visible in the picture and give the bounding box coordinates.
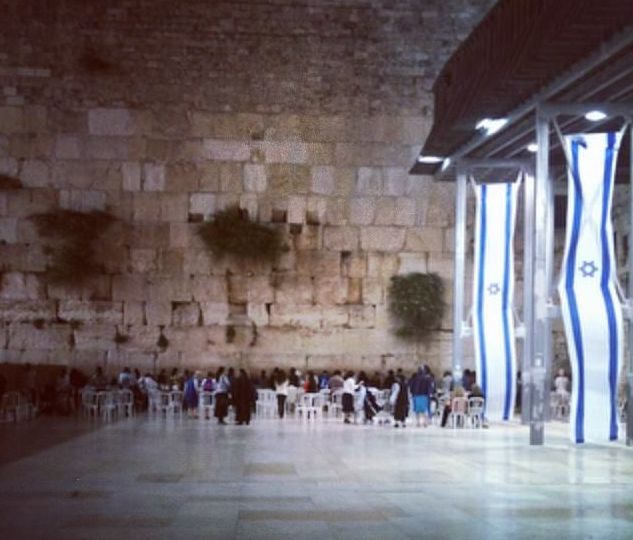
[467,397,485,428]
[329,390,344,418]
[285,386,299,415]
[256,389,276,417]
[296,392,321,421]
[98,391,117,421]
[168,390,183,417]
[81,388,99,417]
[117,389,134,417]
[449,397,468,428]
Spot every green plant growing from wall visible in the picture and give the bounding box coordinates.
[197,205,283,263]
[30,209,115,285]
[388,272,445,341]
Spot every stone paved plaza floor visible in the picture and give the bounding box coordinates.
[1,413,632,540]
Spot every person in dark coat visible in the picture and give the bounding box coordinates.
[214,367,230,425]
[233,369,255,425]
[390,374,410,428]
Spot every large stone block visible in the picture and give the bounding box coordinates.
[296,250,341,277]
[133,192,161,221]
[247,303,269,326]
[243,164,267,193]
[0,300,56,322]
[367,252,399,279]
[246,276,274,304]
[172,302,201,327]
[165,162,200,192]
[269,304,321,329]
[200,302,229,325]
[58,301,123,325]
[160,193,189,222]
[287,195,306,224]
[145,301,172,326]
[0,106,23,133]
[341,252,366,278]
[374,197,396,225]
[263,141,308,164]
[73,324,116,350]
[348,305,376,328]
[59,189,107,212]
[54,135,81,159]
[398,252,427,274]
[310,166,335,195]
[306,196,327,226]
[147,277,192,302]
[88,108,150,136]
[393,197,416,227]
[0,272,41,300]
[427,253,454,281]
[362,278,383,304]
[52,161,121,190]
[313,277,348,305]
[192,276,228,302]
[382,167,408,196]
[8,323,71,350]
[356,167,382,195]
[405,227,444,252]
[360,227,405,252]
[321,306,349,327]
[326,198,346,225]
[274,275,313,305]
[204,139,251,161]
[143,163,166,191]
[129,248,157,273]
[20,160,49,187]
[183,250,213,275]
[349,197,375,225]
[112,274,147,302]
[122,162,142,191]
[294,224,322,251]
[123,301,145,326]
[0,217,17,243]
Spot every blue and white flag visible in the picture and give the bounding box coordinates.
[472,180,520,421]
[558,132,623,444]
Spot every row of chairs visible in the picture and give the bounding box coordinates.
[0,391,34,423]
[80,388,134,421]
[433,394,485,428]
[256,388,345,420]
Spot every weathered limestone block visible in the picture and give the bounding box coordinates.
[112,274,147,302]
[228,275,249,304]
[8,323,71,350]
[239,193,258,219]
[218,162,243,192]
[122,162,141,191]
[165,162,200,192]
[133,193,160,222]
[84,137,138,160]
[54,135,81,159]
[172,302,201,327]
[310,166,335,195]
[342,252,366,278]
[326,198,346,225]
[0,272,41,300]
[20,160,49,187]
[171,140,207,161]
[247,303,269,326]
[73,324,116,350]
[382,167,408,196]
[347,277,362,304]
[443,227,455,252]
[296,250,340,277]
[398,252,427,274]
[0,193,6,215]
[88,108,150,136]
[0,217,17,242]
[367,252,399,279]
[393,197,416,227]
[356,167,382,195]
[160,193,188,222]
[142,163,166,191]
[204,139,251,161]
[124,301,145,326]
[294,224,322,251]
[145,301,172,326]
[243,164,267,193]
[405,227,444,252]
[189,193,216,220]
[52,161,121,190]
[198,162,220,192]
[0,106,23,133]
[274,275,313,305]
[427,253,455,281]
[246,276,274,304]
[267,164,310,195]
[425,183,455,226]
[183,250,213,275]
[323,226,360,251]
[314,277,348,305]
[321,306,349,327]
[374,197,396,225]
[169,223,192,249]
[263,141,308,164]
[306,196,327,225]
[349,197,375,225]
[200,302,229,325]
[59,189,106,212]
[360,226,405,252]
[287,195,306,224]
[129,248,157,273]
[147,277,191,302]
[348,305,376,328]
[124,325,161,350]
[269,304,321,329]
[362,278,383,304]
[192,276,227,302]
[0,300,56,322]
[58,301,123,325]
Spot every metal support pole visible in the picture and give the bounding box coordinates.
[522,171,534,425]
[543,171,555,422]
[628,121,633,446]
[452,170,468,388]
[530,111,550,445]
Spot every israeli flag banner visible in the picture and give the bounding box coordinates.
[558,132,623,444]
[472,180,520,421]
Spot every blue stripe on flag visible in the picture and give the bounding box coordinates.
[600,132,618,441]
[568,138,586,444]
[501,183,513,420]
[477,185,488,403]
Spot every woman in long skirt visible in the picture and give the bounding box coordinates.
[214,366,230,425]
[342,371,356,424]
[390,374,410,428]
[233,369,254,425]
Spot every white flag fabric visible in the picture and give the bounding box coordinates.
[472,181,519,421]
[558,132,623,444]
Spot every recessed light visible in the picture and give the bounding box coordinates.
[476,117,508,136]
[417,155,444,164]
[585,110,607,122]
[527,143,538,153]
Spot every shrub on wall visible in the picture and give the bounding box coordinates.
[388,272,445,341]
[197,205,283,262]
[30,209,115,285]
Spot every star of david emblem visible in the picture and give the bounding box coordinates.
[487,283,500,295]
[579,260,598,278]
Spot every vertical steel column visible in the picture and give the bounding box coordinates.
[543,170,555,422]
[530,110,550,445]
[522,170,534,425]
[628,122,633,446]
[452,169,467,387]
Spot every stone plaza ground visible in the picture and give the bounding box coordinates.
[1,414,632,540]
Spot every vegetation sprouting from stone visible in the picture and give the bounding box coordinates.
[197,205,283,262]
[0,174,22,190]
[30,210,115,285]
[388,272,445,341]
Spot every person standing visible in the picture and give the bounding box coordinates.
[390,373,410,428]
[214,366,231,425]
[183,371,201,418]
[342,371,356,424]
[409,366,433,427]
[233,369,254,425]
[274,369,289,419]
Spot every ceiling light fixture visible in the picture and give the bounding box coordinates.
[417,155,444,164]
[476,117,508,136]
[585,110,607,122]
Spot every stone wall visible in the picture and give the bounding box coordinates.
[0,0,496,375]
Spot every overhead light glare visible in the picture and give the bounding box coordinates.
[417,155,444,164]
[585,110,607,122]
[527,143,538,153]
[441,157,451,171]
[476,117,508,136]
